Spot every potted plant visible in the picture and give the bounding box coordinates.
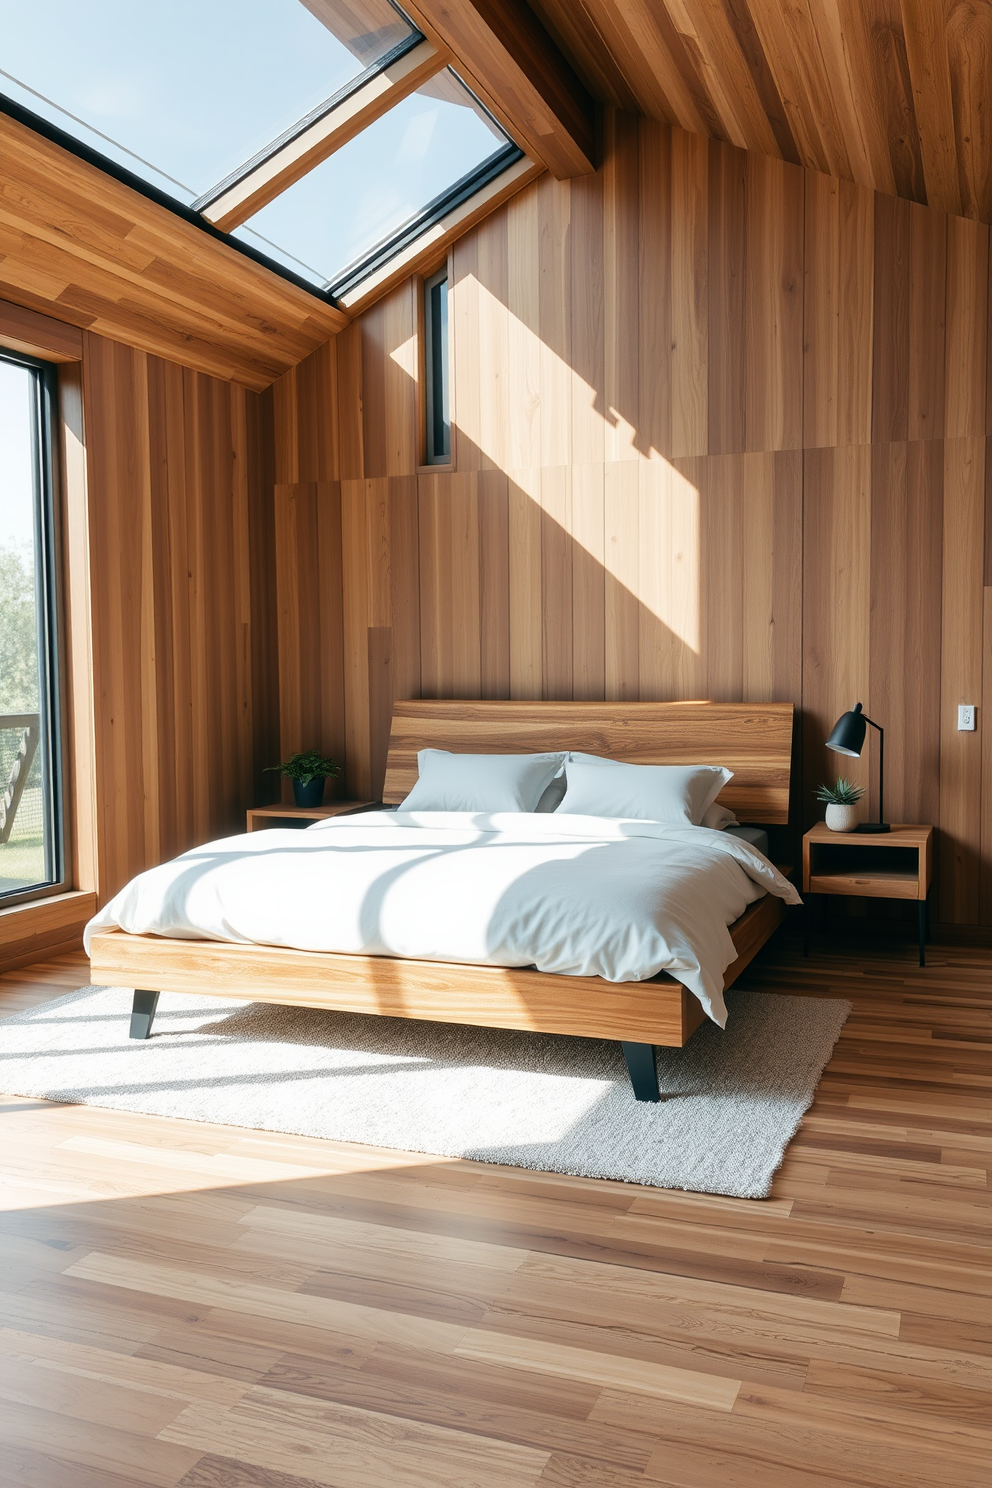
[265,750,341,809]
[815,776,864,832]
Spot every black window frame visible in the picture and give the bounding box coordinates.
[423,267,450,465]
[0,348,66,907]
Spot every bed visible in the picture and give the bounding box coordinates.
[87,700,797,1101]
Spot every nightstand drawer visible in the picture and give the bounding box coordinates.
[808,870,921,899]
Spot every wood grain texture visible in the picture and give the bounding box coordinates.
[380,699,794,820]
[0,298,82,362]
[2,935,991,1484]
[0,117,344,391]
[530,0,992,225]
[77,332,279,904]
[400,0,596,178]
[88,892,780,1048]
[270,110,992,919]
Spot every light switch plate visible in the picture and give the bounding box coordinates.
[958,704,976,731]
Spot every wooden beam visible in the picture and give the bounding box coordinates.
[0,299,82,362]
[336,154,543,315]
[398,0,596,178]
[201,39,446,233]
[0,111,347,390]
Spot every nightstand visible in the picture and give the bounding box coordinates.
[802,823,933,965]
[246,802,374,831]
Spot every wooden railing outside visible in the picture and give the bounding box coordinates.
[0,713,40,845]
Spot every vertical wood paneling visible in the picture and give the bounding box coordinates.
[507,471,544,698]
[944,215,990,440]
[869,440,943,826]
[707,140,746,456]
[604,461,639,699]
[872,192,912,442]
[803,172,874,449]
[669,128,709,458]
[603,109,641,462]
[802,445,872,828]
[478,468,510,697]
[78,330,274,903]
[940,438,985,921]
[637,118,671,462]
[744,152,804,452]
[269,107,992,924]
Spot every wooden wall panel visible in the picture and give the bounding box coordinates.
[940,438,985,922]
[803,173,874,450]
[869,440,943,827]
[78,330,277,903]
[271,108,992,924]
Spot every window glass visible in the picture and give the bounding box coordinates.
[234,70,513,290]
[0,357,62,901]
[0,0,414,203]
[424,270,450,463]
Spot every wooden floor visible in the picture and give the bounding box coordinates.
[0,931,989,1487]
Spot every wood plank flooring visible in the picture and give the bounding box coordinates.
[0,933,989,1486]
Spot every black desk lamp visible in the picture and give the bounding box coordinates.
[826,702,890,832]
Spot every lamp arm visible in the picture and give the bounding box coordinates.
[861,715,884,824]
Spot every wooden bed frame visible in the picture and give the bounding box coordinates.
[88,700,795,1102]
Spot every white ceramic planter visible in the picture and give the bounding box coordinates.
[825,802,860,832]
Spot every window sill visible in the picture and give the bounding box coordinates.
[0,888,97,970]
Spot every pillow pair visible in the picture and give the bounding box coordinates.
[401,747,732,826]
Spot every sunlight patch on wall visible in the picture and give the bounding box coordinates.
[451,276,700,656]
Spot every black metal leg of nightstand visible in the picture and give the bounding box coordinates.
[804,895,812,956]
[918,900,926,967]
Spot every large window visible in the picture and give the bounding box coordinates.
[0,354,63,902]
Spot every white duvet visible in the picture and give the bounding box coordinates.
[85,811,801,1026]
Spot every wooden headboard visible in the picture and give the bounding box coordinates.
[382,701,794,823]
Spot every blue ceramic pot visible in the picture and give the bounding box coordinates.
[292,777,325,808]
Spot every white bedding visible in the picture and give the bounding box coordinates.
[84,811,801,1027]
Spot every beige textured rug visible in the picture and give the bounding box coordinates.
[0,985,849,1198]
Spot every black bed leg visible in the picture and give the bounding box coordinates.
[621,1041,660,1102]
[129,989,160,1040]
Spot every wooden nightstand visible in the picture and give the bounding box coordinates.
[802,823,933,965]
[246,802,373,831]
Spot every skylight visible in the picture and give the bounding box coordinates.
[0,0,415,204]
[0,2,528,303]
[233,69,517,292]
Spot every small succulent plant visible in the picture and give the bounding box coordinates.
[814,777,864,805]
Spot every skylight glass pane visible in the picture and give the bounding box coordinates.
[234,71,511,289]
[0,0,415,204]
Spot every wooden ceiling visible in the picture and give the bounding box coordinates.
[529,0,992,222]
[0,112,346,389]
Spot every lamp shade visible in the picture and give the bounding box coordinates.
[826,702,867,757]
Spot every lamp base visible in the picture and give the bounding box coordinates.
[856,822,891,833]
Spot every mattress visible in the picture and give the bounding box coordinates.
[725,823,769,857]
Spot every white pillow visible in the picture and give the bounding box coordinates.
[701,802,739,831]
[399,749,567,813]
[557,756,733,825]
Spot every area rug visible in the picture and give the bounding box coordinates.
[0,985,850,1198]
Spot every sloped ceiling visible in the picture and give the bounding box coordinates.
[530,0,992,222]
